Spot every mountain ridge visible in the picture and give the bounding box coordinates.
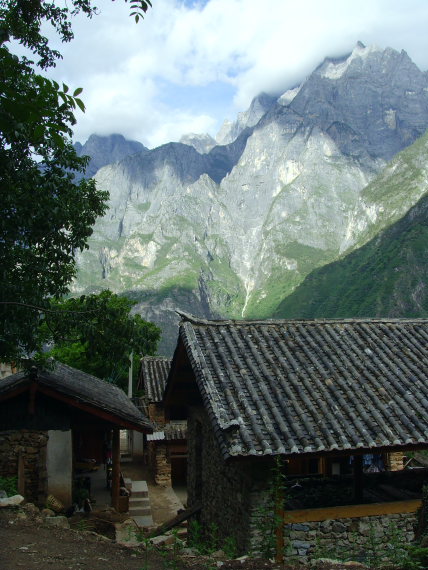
[72,43,428,355]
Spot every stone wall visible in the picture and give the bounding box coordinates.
[187,407,257,554]
[186,411,417,560]
[0,430,48,504]
[284,512,416,562]
[249,485,417,563]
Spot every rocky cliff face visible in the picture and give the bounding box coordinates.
[72,43,428,355]
[74,133,148,180]
[274,134,428,319]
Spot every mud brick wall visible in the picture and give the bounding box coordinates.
[0,430,48,504]
[148,441,171,485]
[387,452,404,471]
[148,403,166,426]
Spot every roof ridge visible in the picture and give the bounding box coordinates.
[177,312,428,326]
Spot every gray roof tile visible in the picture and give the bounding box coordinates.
[177,315,428,459]
[0,361,153,431]
[139,356,171,402]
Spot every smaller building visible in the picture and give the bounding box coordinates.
[138,356,187,486]
[0,362,153,507]
[164,314,428,559]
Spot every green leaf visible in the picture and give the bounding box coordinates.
[51,130,65,148]
[73,87,83,97]
[75,98,85,113]
[62,83,69,94]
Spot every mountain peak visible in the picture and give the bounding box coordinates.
[179,132,216,154]
[317,43,383,80]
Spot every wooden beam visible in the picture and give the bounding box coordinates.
[287,499,422,523]
[148,504,202,537]
[111,429,120,511]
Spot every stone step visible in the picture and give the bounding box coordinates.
[129,498,149,508]
[129,505,152,516]
[131,480,149,498]
[132,514,154,528]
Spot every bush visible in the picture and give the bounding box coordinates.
[0,476,18,497]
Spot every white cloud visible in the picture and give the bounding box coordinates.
[43,0,428,148]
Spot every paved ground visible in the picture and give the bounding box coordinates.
[120,460,186,525]
[86,459,185,526]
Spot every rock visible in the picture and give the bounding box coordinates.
[0,494,24,507]
[292,540,311,550]
[41,508,56,517]
[23,503,40,516]
[291,523,310,531]
[45,516,70,529]
[210,549,226,559]
[180,547,198,556]
[150,534,176,546]
[332,521,346,533]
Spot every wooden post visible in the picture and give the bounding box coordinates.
[353,454,363,503]
[111,428,120,511]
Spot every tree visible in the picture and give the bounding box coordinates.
[0,1,152,361]
[40,290,160,390]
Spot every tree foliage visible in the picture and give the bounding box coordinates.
[40,290,160,389]
[0,1,152,361]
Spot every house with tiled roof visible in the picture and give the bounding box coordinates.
[164,314,428,559]
[0,362,153,508]
[138,356,187,486]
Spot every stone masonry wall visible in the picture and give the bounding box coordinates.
[0,430,48,504]
[187,407,255,554]
[285,513,416,562]
[249,484,417,563]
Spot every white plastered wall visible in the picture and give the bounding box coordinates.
[46,430,73,505]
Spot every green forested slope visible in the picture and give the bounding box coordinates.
[273,194,428,319]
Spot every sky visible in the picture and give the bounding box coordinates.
[40,0,428,149]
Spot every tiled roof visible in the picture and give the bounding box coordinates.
[177,314,428,460]
[0,362,153,432]
[139,356,172,403]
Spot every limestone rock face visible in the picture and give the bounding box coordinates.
[216,92,277,145]
[74,133,148,180]
[73,44,428,355]
[179,132,217,154]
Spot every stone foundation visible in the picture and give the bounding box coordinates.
[0,430,48,504]
[249,492,417,563]
[285,512,417,561]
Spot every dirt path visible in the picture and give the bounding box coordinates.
[0,504,318,570]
